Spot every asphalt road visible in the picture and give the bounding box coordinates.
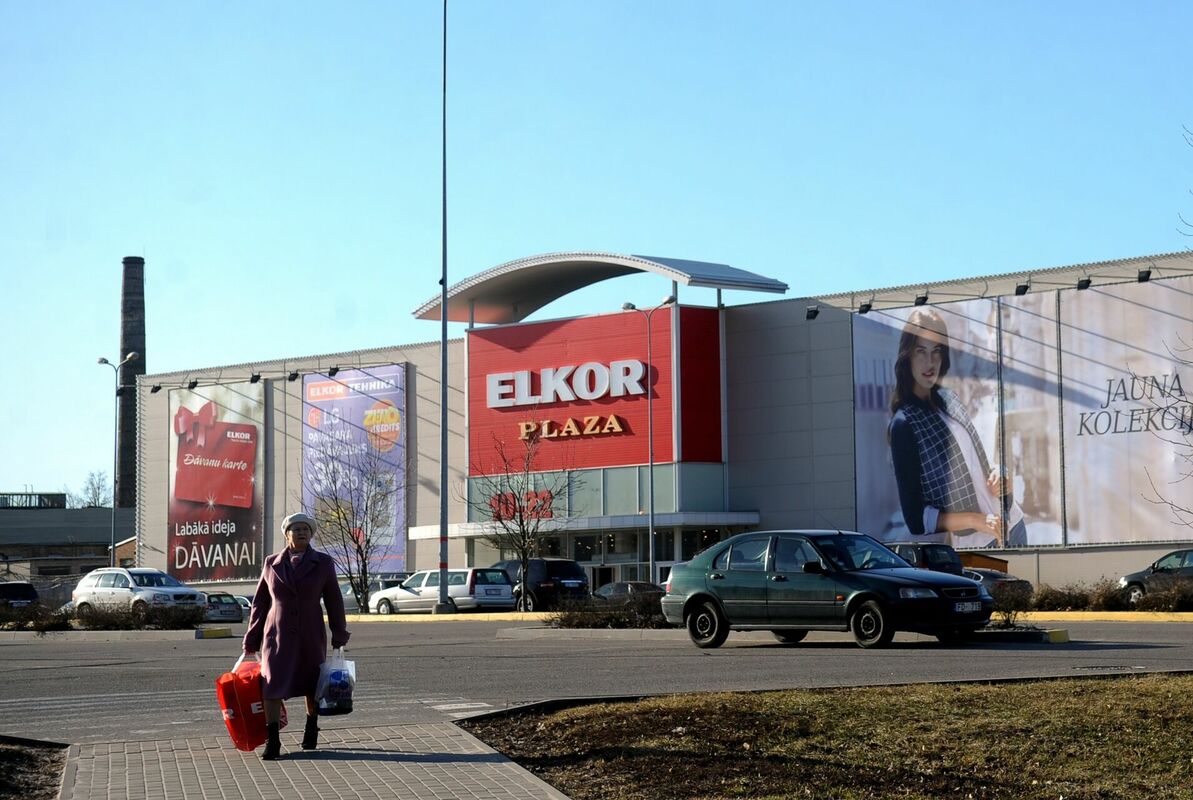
[2,620,1190,745]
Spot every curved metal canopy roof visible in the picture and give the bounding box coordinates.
[412,251,788,323]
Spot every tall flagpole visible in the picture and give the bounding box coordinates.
[435,0,454,613]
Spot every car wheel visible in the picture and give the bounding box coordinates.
[377,599,393,615]
[131,601,148,618]
[517,592,537,612]
[687,600,729,649]
[851,600,894,648]
[772,630,808,645]
[76,603,93,619]
[1126,584,1145,605]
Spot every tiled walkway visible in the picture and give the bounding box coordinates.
[61,723,570,800]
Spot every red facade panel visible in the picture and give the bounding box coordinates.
[467,307,723,476]
[467,312,674,475]
[678,306,723,462]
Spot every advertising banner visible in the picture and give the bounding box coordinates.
[1060,276,1193,544]
[302,365,407,574]
[852,297,1063,549]
[168,382,265,581]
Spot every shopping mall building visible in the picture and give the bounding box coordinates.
[134,250,1193,596]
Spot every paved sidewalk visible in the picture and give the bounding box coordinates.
[60,722,570,800]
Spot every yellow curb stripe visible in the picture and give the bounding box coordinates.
[194,627,232,639]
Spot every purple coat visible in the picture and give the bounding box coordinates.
[243,548,350,700]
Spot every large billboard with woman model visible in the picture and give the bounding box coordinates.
[853,275,1192,548]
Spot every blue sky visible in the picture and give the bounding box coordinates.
[2,1,1190,494]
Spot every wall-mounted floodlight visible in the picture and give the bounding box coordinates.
[150,384,162,394]
[187,379,198,390]
[1077,277,1092,290]
[1137,269,1151,283]
[914,292,929,306]
[858,301,872,315]
[249,373,261,384]
[1015,282,1029,296]
[805,305,819,320]
[328,366,339,377]
[287,371,299,382]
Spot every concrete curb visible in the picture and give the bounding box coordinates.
[343,611,553,623]
[0,627,233,643]
[194,626,233,639]
[498,626,1072,643]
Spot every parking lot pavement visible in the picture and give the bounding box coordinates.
[61,723,570,800]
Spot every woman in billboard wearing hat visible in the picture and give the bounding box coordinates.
[887,308,1027,548]
[243,512,350,761]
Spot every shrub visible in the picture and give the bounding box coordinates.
[1088,579,1132,612]
[1136,579,1193,612]
[990,581,1032,628]
[549,595,669,629]
[1032,583,1091,611]
[0,605,73,633]
[76,605,205,630]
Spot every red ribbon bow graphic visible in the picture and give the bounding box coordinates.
[174,402,216,448]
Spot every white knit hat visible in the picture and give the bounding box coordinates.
[281,512,317,534]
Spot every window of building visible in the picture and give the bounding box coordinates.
[36,565,70,576]
[681,529,724,561]
[605,531,638,563]
[574,534,599,563]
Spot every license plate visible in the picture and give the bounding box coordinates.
[954,601,982,613]
[485,588,502,596]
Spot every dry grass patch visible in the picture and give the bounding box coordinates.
[462,674,1193,800]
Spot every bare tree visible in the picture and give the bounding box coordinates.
[1142,337,1193,529]
[463,432,573,611]
[303,442,404,613]
[65,471,111,508]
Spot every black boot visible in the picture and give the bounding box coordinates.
[261,722,281,761]
[301,714,319,750]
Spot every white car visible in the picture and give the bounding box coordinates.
[368,568,515,614]
[72,568,205,616]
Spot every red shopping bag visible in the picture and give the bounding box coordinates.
[215,654,286,752]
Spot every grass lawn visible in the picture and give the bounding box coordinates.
[461,673,1193,800]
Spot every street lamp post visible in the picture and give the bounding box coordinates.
[97,352,138,567]
[621,296,675,584]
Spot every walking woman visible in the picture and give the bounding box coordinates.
[243,512,350,760]
[887,308,1026,547]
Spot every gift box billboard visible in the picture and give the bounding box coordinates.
[168,382,265,582]
[302,365,407,574]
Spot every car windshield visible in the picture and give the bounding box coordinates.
[923,547,961,568]
[131,572,184,588]
[474,569,511,585]
[810,535,908,571]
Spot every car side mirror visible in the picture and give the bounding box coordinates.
[803,561,826,575]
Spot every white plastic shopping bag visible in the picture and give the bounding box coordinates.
[315,646,355,716]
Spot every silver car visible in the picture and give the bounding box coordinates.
[72,568,205,615]
[368,568,515,614]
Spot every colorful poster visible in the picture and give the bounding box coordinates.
[167,382,265,582]
[302,365,407,574]
[853,297,1062,549]
[1060,275,1193,544]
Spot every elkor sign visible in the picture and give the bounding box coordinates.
[486,360,646,408]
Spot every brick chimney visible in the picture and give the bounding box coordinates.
[116,256,145,508]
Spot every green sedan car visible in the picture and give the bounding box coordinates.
[661,530,993,648]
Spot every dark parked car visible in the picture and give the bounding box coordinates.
[1118,549,1193,604]
[0,581,39,609]
[889,542,965,576]
[963,568,1033,596]
[492,558,589,611]
[592,581,665,607]
[661,530,992,649]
